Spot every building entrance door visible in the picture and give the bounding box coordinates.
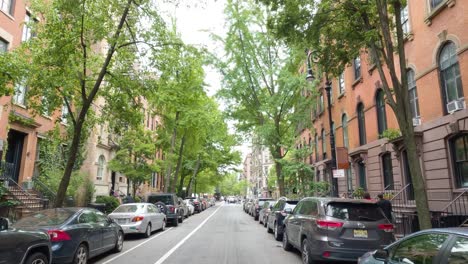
[5,130,26,183]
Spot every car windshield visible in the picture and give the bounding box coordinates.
[148,195,173,205]
[13,208,75,227]
[113,204,143,213]
[326,202,385,221]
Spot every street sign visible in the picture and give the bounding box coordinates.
[333,169,345,178]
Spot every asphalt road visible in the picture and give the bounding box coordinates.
[90,202,302,264]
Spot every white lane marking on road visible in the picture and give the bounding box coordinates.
[100,227,174,264]
[153,204,224,264]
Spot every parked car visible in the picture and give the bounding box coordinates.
[248,199,257,216]
[186,197,202,213]
[259,200,276,226]
[244,199,253,213]
[147,193,185,226]
[227,196,237,204]
[184,200,195,215]
[12,208,123,264]
[178,197,189,218]
[358,228,468,264]
[266,197,299,241]
[108,203,166,237]
[252,198,274,221]
[282,198,395,263]
[0,217,52,264]
[200,198,208,210]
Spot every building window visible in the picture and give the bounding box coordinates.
[321,128,327,160]
[13,82,27,106]
[439,42,464,112]
[338,72,345,94]
[401,5,410,35]
[430,0,444,9]
[61,103,69,124]
[451,134,468,188]
[0,38,8,52]
[319,93,324,113]
[97,155,105,181]
[354,56,361,80]
[407,69,420,119]
[342,114,349,148]
[382,153,394,190]
[314,134,319,161]
[22,13,34,42]
[376,89,388,135]
[358,161,366,190]
[357,103,367,145]
[0,0,13,15]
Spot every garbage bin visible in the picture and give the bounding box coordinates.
[88,203,106,213]
[65,196,75,207]
[41,199,49,209]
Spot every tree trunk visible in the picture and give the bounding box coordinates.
[164,111,180,192]
[171,132,186,193]
[186,156,201,197]
[55,119,85,207]
[275,161,284,196]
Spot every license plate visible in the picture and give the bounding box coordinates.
[117,219,127,224]
[353,229,368,238]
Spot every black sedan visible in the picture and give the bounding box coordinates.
[13,208,124,264]
[0,217,52,264]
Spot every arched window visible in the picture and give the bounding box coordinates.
[439,42,464,112]
[407,69,420,119]
[451,134,468,187]
[342,114,349,148]
[97,155,105,181]
[357,103,367,145]
[376,89,387,135]
[321,129,327,159]
[382,153,394,190]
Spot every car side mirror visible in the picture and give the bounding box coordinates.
[107,217,114,225]
[284,208,293,214]
[373,249,389,262]
[0,217,8,231]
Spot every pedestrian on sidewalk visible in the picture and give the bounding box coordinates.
[377,193,393,222]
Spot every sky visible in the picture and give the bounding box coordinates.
[158,0,251,163]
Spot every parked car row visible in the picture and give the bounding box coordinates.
[0,193,217,264]
[245,196,396,263]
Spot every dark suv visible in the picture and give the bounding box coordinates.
[147,193,185,226]
[0,217,52,264]
[282,198,395,263]
[252,198,274,221]
[266,197,299,241]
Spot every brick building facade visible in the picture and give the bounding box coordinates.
[299,0,468,212]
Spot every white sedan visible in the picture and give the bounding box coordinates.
[184,200,195,215]
[109,203,166,237]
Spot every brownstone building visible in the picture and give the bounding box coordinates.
[299,0,468,218]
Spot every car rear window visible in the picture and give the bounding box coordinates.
[14,208,75,227]
[148,195,173,205]
[326,202,385,221]
[285,201,299,210]
[113,204,143,213]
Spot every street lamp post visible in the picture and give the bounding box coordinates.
[306,50,338,197]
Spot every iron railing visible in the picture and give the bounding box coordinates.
[433,190,468,228]
[0,161,14,180]
[31,177,56,208]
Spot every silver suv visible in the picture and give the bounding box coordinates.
[282,197,395,263]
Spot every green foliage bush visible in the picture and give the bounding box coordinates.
[380,129,401,140]
[95,196,120,214]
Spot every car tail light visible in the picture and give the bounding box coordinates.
[316,220,344,230]
[168,206,175,213]
[378,224,394,233]
[132,216,144,222]
[322,251,331,258]
[48,230,71,242]
[194,201,199,204]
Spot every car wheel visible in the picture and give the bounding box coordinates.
[160,220,166,231]
[282,231,293,251]
[178,213,184,223]
[173,218,179,227]
[267,221,273,233]
[113,231,124,253]
[254,214,259,221]
[259,217,263,225]
[24,252,48,264]
[263,218,268,227]
[302,238,313,264]
[274,223,283,241]
[144,223,152,238]
[73,244,88,264]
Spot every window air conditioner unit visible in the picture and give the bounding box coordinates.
[447,100,465,114]
[412,117,421,126]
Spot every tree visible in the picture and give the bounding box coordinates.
[213,0,313,196]
[108,126,158,197]
[261,0,431,229]
[0,0,174,207]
